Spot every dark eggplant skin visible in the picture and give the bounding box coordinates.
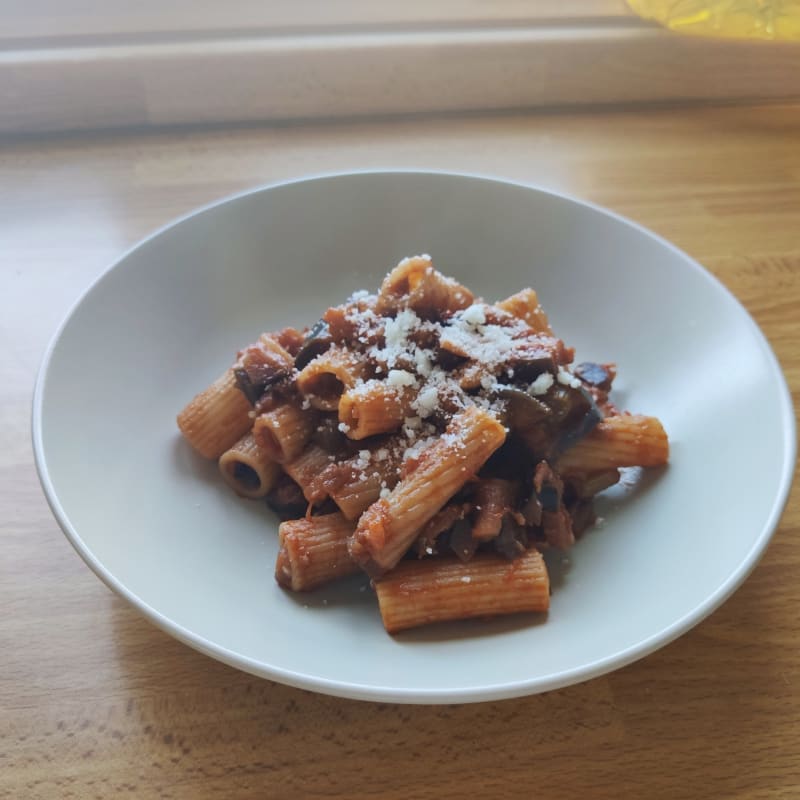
[294,320,333,371]
[574,362,614,392]
[234,365,287,405]
[496,384,601,460]
[495,386,550,428]
[311,415,350,454]
[555,386,603,454]
[494,515,528,560]
[265,476,307,520]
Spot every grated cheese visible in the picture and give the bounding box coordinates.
[557,367,582,389]
[387,369,417,388]
[529,372,554,396]
[413,385,440,418]
[440,316,525,369]
[461,303,487,326]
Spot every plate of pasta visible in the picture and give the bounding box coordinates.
[33,171,795,703]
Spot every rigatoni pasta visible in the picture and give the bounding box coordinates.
[349,406,506,576]
[276,513,359,591]
[252,402,317,463]
[177,254,669,634]
[177,368,252,459]
[219,433,281,499]
[375,549,550,634]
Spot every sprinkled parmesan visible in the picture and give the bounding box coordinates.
[414,385,439,418]
[414,348,433,378]
[379,487,391,499]
[461,303,486,326]
[396,253,431,268]
[338,422,350,433]
[353,450,371,471]
[529,372,554,396]
[375,448,390,461]
[440,316,525,368]
[375,309,422,368]
[557,367,582,389]
[387,369,417,388]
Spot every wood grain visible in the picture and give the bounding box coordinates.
[6,27,800,136]
[1,104,798,800]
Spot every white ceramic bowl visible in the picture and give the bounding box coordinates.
[33,171,795,703]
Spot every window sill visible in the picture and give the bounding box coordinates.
[3,18,800,135]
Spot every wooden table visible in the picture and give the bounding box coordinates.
[2,104,798,799]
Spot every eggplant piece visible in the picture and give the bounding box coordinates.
[541,385,581,423]
[233,365,288,406]
[449,518,478,562]
[494,388,554,459]
[496,387,551,429]
[494,515,529,560]
[233,367,262,406]
[234,343,293,405]
[311,415,350,454]
[265,475,307,520]
[574,362,615,392]
[555,387,603,454]
[480,434,532,482]
[507,352,556,383]
[520,492,543,527]
[435,347,467,372]
[294,319,333,370]
[415,504,468,557]
[542,508,575,550]
[532,460,564,513]
[537,484,560,513]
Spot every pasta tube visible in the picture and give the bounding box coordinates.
[338,380,415,440]
[296,345,367,411]
[495,288,553,336]
[349,406,506,576]
[283,445,333,504]
[275,513,359,591]
[177,369,252,459]
[252,403,317,463]
[375,549,549,633]
[557,415,669,472]
[314,438,404,520]
[219,433,282,498]
[376,255,473,316]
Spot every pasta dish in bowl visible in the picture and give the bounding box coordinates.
[33,171,794,702]
[177,255,669,634]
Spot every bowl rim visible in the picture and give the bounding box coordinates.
[31,168,797,703]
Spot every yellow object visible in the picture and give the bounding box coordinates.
[627,0,800,39]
